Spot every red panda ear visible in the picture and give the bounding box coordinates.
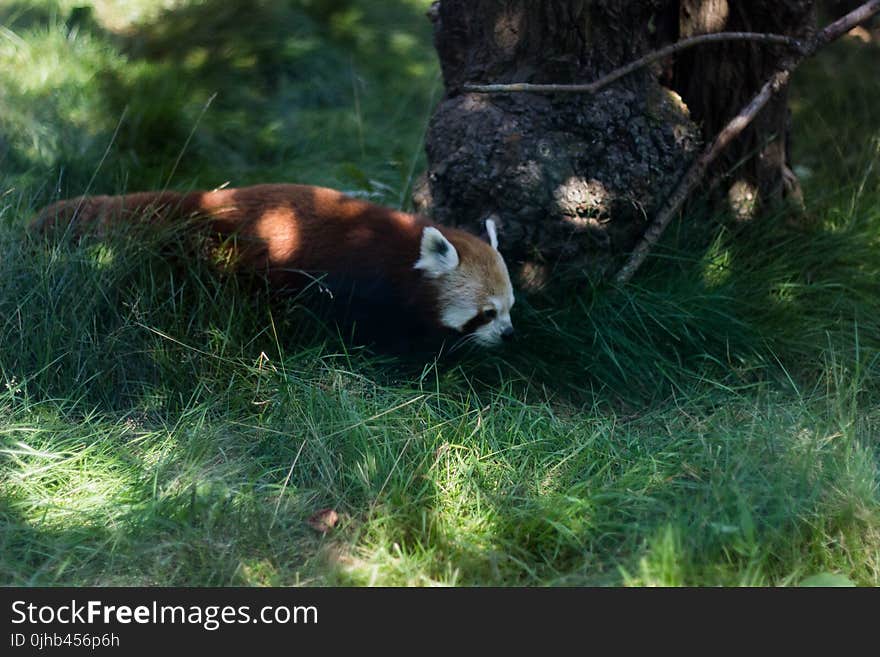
[414,227,459,277]
[485,216,499,250]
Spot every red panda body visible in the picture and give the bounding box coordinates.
[31,184,516,350]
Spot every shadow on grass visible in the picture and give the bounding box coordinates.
[316,383,878,586]
[0,397,334,586]
[790,36,880,204]
[97,0,437,190]
[2,0,437,197]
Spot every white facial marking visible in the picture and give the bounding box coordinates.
[414,227,459,278]
[440,301,479,332]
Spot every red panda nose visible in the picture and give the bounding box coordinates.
[501,326,515,342]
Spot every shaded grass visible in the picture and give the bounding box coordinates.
[1,2,879,586]
[0,0,438,199]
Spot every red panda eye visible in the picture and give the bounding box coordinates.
[484,309,497,320]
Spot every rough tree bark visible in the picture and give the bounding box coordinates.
[673,1,816,217]
[418,0,817,285]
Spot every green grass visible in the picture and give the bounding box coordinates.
[1,1,879,586]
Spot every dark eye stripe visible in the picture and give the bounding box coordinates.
[460,312,492,335]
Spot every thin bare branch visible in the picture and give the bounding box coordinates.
[613,71,791,285]
[463,32,803,96]
[614,0,880,285]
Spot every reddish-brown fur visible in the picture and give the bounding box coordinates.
[31,184,501,340]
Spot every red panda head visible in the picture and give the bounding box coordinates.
[414,218,515,347]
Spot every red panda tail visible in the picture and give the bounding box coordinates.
[30,191,200,238]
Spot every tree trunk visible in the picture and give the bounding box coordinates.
[673,1,816,219]
[419,0,816,285]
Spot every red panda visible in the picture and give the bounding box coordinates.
[31,184,515,349]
